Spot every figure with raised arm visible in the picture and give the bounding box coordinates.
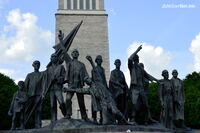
[128,45,158,125]
[91,55,108,124]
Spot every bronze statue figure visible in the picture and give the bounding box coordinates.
[171,69,186,128]
[65,49,89,121]
[158,70,174,129]
[24,60,43,128]
[47,53,67,123]
[109,59,128,120]
[8,81,28,130]
[91,55,108,124]
[128,45,158,125]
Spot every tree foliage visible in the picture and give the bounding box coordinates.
[0,73,18,130]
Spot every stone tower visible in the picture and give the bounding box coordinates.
[56,0,110,119]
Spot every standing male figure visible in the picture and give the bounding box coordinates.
[128,45,158,125]
[65,49,89,121]
[24,60,43,128]
[171,69,186,128]
[109,59,128,118]
[47,53,66,123]
[91,55,108,123]
[159,70,174,129]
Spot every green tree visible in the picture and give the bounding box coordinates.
[183,72,200,128]
[0,73,18,130]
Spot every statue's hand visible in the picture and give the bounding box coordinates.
[86,55,92,62]
[58,30,64,41]
[137,45,142,51]
[63,87,67,93]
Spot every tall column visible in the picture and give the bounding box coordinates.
[64,0,67,9]
[96,0,99,10]
[77,0,80,9]
[59,0,65,9]
[83,0,86,10]
[71,0,74,9]
[99,0,104,10]
[89,0,92,10]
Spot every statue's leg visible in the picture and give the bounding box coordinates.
[130,88,138,123]
[117,94,126,115]
[55,90,66,117]
[76,93,88,120]
[99,111,103,124]
[11,113,17,130]
[102,106,109,125]
[19,110,25,129]
[35,96,42,128]
[50,91,57,123]
[65,92,74,118]
[140,94,149,125]
[91,105,97,123]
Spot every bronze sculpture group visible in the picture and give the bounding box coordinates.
[8,22,187,131]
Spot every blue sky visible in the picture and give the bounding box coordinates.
[0,0,200,82]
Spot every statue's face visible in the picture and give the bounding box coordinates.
[162,71,169,79]
[51,55,58,64]
[115,60,121,68]
[96,58,102,65]
[172,71,178,78]
[33,62,40,71]
[18,81,25,91]
[71,50,79,59]
[134,57,139,64]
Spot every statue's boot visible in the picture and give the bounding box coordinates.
[83,117,92,122]
[148,117,158,124]
[11,119,16,130]
[118,113,137,125]
[93,118,98,124]
[19,125,25,130]
[129,117,138,125]
[59,103,67,117]
[180,120,191,130]
[11,124,16,130]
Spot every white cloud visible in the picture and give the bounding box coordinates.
[189,33,200,72]
[124,42,172,85]
[0,68,18,77]
[0,9,54,63]
[14,78,25,84]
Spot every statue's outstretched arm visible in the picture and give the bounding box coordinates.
[128,45,142,60]
[86,55,95,69]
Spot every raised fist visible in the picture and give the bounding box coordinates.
[58,30,64,41]
[86,55,92,62]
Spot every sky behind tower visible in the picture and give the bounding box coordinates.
[0,0,200,83]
